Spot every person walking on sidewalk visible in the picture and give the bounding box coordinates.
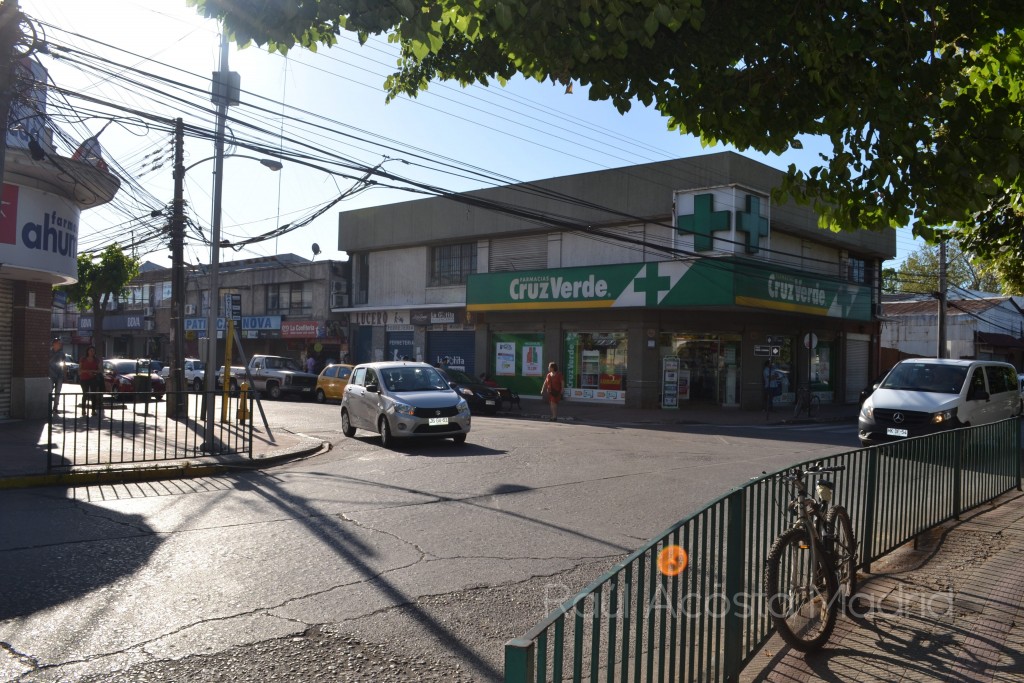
[762,360,775,415]
[48,338,65,414]
[78,345,103,418]
[540,361,564,421]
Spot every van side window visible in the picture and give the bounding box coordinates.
[969,369,987,397]
[985,366,1008,394]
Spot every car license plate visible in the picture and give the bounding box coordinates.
[429,417,449,426]
[485,400,496,406]
[886,427,909,437]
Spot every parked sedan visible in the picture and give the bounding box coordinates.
[436,367,502,415]
[340,361,470,448]
[316,363,354,403]
[102,358,166,401]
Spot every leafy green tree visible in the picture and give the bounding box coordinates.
[58,245,140,355]
[188,1,1024,262]
[889,240,1001,295]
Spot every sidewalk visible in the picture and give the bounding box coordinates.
[739,488,1024,682]
[0,409,327,490]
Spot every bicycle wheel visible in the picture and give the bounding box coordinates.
[765,526,839,651]
[808,394,820,418]
[825,506,857,605]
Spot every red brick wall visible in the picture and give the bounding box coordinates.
[12,281,54,379]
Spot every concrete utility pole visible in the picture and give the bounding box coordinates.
[202,29,234,452]
[168,118,186,417]
[937,238,947,359]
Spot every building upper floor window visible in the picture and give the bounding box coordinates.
[430,242,476,287]
[267,282,312,316]
[847,257,867,284]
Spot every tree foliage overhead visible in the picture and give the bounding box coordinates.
[188,1,1024,249]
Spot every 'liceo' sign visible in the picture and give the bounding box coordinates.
[467,258,873,321]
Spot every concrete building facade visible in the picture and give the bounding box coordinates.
[64,255,352,372]
[880,296,1024,369]
[335,153,896,413]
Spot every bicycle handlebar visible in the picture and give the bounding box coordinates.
[806,464,845,474]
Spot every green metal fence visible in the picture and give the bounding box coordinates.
[505,418,1022,683]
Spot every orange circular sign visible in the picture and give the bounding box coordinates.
[657,545,689,577]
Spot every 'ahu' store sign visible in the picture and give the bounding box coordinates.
[0,183,80,284]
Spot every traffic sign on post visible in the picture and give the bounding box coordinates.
[224,293,241,321]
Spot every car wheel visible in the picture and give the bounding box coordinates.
[316,388,326,404]
[267,382,282,400]
[193,378,203,392]
[341,409,356,437]
[452,433,467,445]
[378,416,393,449]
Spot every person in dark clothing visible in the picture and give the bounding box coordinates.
[48,338,65,414]
[78,345,103,418]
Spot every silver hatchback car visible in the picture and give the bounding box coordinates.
[340,361,471,447]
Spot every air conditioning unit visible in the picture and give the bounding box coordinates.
[144,320,156,331]
[331,292,349,309]
[185,304,197,315]
[332,280,348,294]
[143,306,154,317]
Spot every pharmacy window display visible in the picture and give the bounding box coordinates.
[660,333,744,406]
[564,331,628,402]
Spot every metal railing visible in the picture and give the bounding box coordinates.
[505,418,1022,682]
[47,390,254,471]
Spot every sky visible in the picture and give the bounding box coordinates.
[23,0,922,271]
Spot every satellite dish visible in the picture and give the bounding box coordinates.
[312,243,321,259]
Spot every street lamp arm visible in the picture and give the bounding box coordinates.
[181,154,283,175]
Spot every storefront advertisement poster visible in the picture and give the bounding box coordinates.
[678,369,691,401]
[496,342,516,376]
[522,344,543,376]
[565,332,578,389]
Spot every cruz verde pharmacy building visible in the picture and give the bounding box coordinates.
[335,152,895,413]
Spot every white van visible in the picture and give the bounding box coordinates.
[858,359,1022,446]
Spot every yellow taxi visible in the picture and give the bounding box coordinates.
[316,363,354,403]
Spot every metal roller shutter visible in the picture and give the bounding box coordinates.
[0,279,12,419]
[489,235,547,272]
[426,331,476,373]
[845,334,870,404]
[385,330,415,362]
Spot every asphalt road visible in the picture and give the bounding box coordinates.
[0,401,860,682]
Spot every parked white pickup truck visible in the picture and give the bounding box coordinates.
[159,358,205,391]
[215,365,247,391]
[245,355,319,400]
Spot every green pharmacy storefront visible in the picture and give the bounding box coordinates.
[467,258,875,411]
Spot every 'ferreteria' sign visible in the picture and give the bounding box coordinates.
[467,259,872,321]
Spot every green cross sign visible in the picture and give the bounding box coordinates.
[736,194,769,253]
[676,193,731,252]
[633,263,671,306]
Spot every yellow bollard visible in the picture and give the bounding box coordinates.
[236,381,251,423]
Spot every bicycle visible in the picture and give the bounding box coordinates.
[763,463,858,652]
[792,384,820,418]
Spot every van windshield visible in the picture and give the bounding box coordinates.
[880,364,968,394]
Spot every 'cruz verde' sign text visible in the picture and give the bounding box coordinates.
[467,259,872,321]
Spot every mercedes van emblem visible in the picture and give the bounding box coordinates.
[893,412,905,424]
[435,410,441,416]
